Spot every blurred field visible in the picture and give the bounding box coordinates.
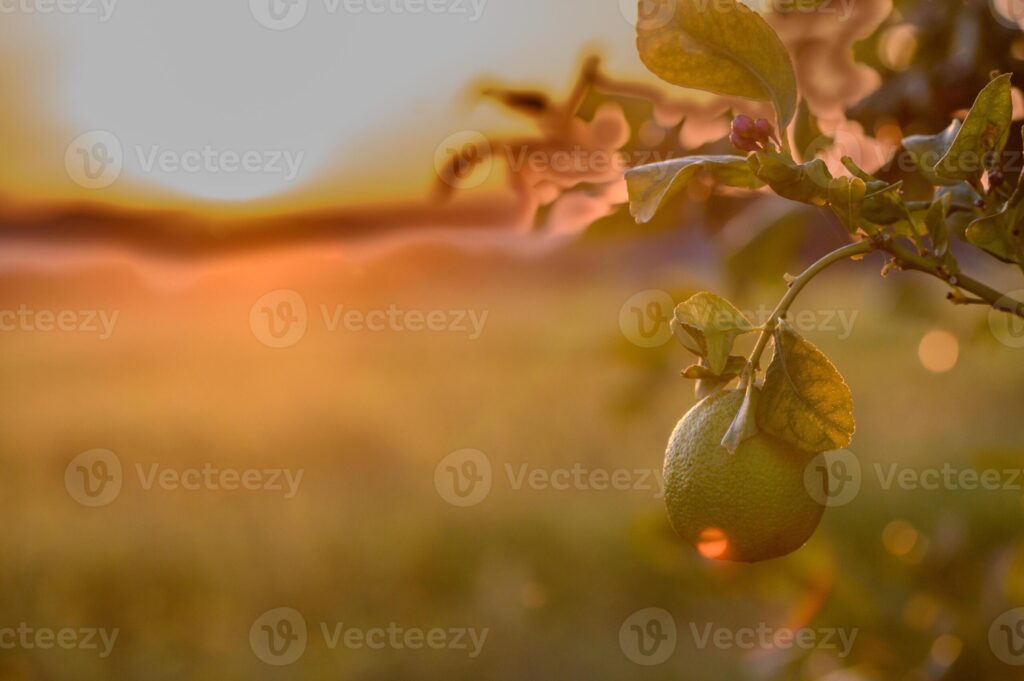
[1,239,1023,680]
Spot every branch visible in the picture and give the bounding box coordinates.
[881,239,1024,319]
[746,239,878,376]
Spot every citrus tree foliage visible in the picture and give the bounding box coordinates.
[626,0,1024,455]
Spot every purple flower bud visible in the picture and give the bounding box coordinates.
[730,131,759,152]
[755,118,779,146]
[731,115,757,139]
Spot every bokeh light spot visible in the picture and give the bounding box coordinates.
[930,634,963,667]
[918,330,959,373]
[696,528,729,559]
[883,520,919,556]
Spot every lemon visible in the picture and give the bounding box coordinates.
[664,388,826,562]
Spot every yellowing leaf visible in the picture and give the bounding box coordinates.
[626,155,763,224]
[756,320,855,453]
[672,292,755,375]
[636,0,797,127]
[935,74,1013,183]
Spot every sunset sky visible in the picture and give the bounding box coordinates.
[0,0,661,210]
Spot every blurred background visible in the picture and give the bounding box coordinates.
[2,0,1024,679]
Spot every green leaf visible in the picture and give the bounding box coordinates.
[636,0,797,127]
[839,156,880,185]
[626,155,763,223]
[722,381,759,455]
[794,98,832,162]
[748,152,831,206]
[935,183,982,239]
[756,320,855,453]
[889,212,924,240]
[964,140,1024,265]
[966,211,1024,264]
[902,120,961,186]
[827,176,866,233]
[934,74,1013,183]
[925,193,953,256]
[671,292,755,375]
[861,180,912,226]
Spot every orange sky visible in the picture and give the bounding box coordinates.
[0,2,664,215]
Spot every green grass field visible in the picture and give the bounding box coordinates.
[1,244,1022,680]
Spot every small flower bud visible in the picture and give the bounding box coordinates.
[731,115,757,139]
[730,130,759,152]
[755,118,780,146]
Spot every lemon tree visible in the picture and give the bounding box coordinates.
[626,0,1024,562]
